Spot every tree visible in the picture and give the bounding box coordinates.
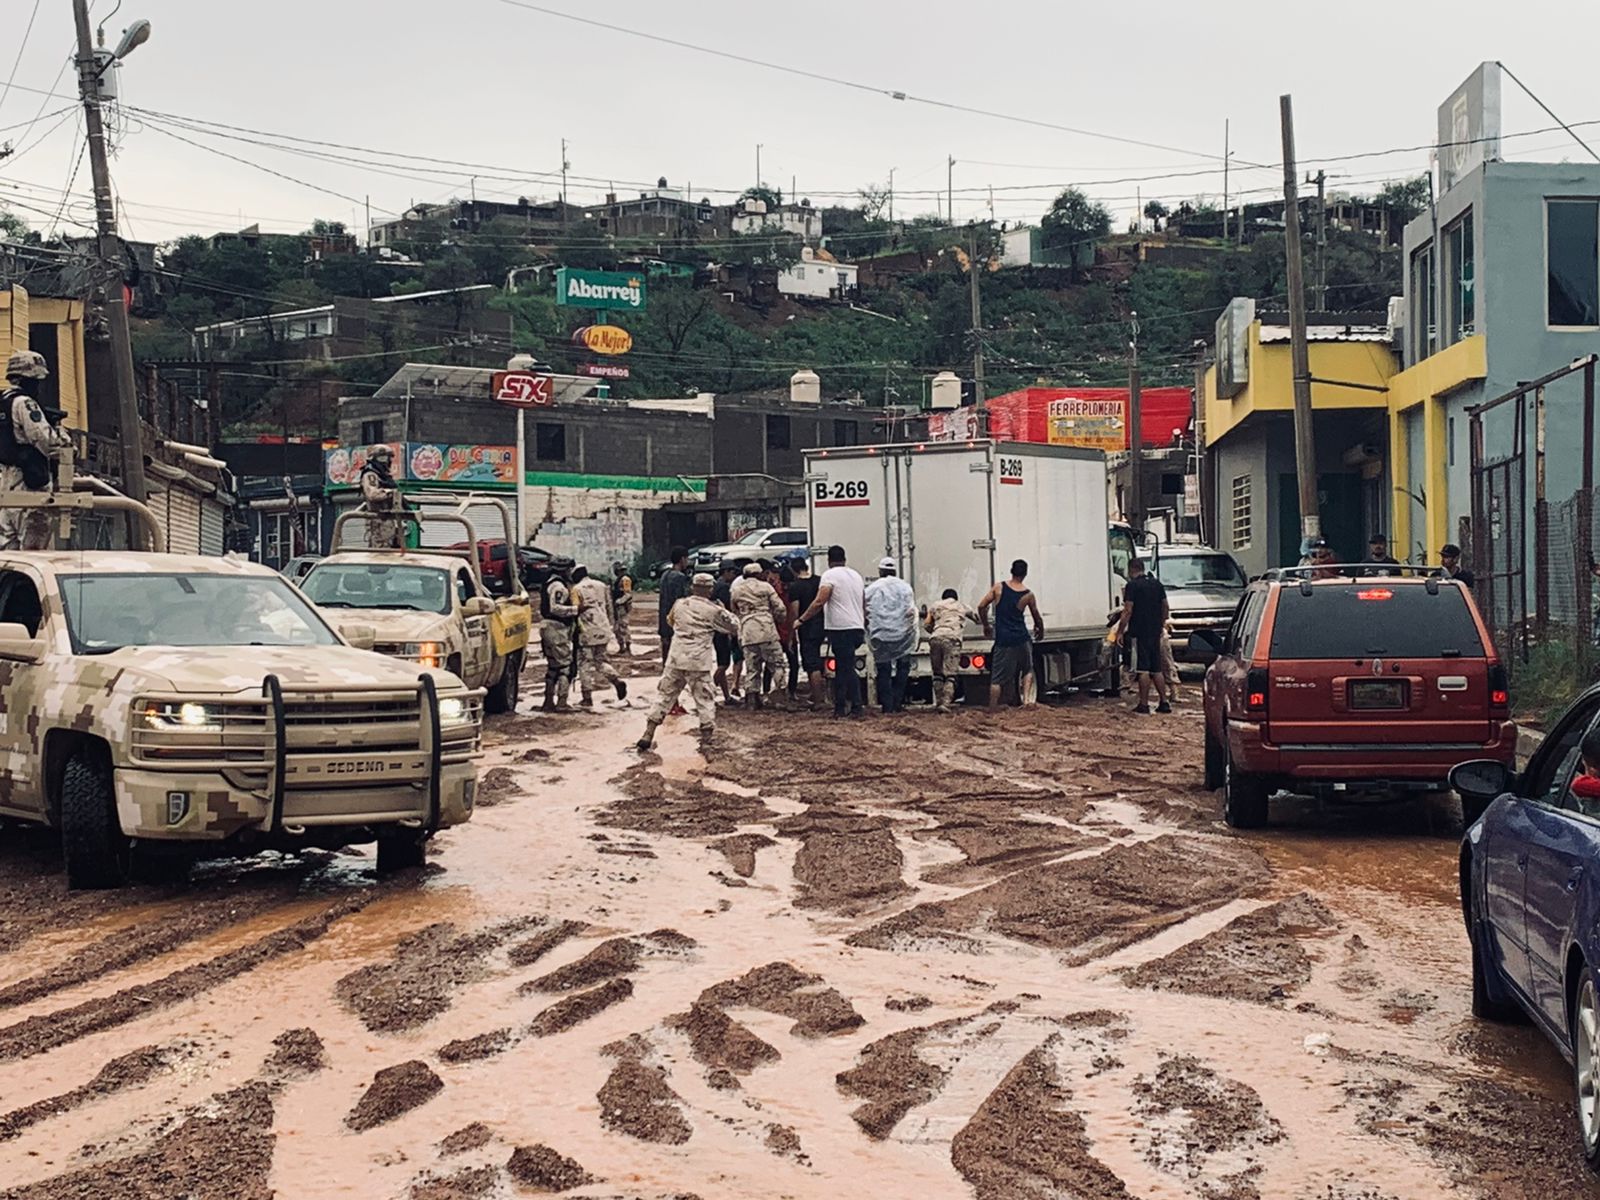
[1375,175,1431,226]
[721,229,803,270]
[307,218,348,237]
[740,185,781,209]
[857,185,891,222]
[1040,188,1111,280]
[649,281,714,355]
[1143,199,1169,231]
[0,206,30,243]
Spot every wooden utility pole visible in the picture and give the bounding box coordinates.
[968,228,986,407]
[73,0,147,504]
[1128,311,1143,530]
[1310,168,1327,310]
[1222,119,1230,243]
[947,156,955,226]
[1280,94,1319,547]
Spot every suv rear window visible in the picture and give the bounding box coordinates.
[1269,584,1485,659]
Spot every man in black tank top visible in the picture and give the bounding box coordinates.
[978,559,1045,708]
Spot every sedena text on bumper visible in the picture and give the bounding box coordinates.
[1224,718,1519,787]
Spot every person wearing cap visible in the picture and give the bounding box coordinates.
[0,350,69,551]
[925,588,979,713]
[797,545,867,718]
[1439,543,1475,589]
[729,560,788,709]
[864,556,918,714]
[610,559,635,656]
[359,445,405,549]
[538,556,580,712]
[1305,538,1339,580]
[572,565,628,708]
[1362,532,1400,577]
[637,571,739,751]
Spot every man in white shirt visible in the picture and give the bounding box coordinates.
[864,557,918,713]
[797,544,865,718]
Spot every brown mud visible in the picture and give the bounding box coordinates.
[0,679,1590,1199]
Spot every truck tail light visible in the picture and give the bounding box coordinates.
[826,657,836,672]
[1246,667,1268,717]
[1489,664,1510,712]
[971,654,987,670]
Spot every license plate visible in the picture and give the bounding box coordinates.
[1350,680,1408,710]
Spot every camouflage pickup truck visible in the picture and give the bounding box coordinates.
[302,503,532,714]
[0,503,481,887]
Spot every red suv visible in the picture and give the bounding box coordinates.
[1192,569,1517,828]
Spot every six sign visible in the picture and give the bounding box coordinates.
[490,371,554,409]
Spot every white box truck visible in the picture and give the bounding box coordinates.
[804,440,1139,697]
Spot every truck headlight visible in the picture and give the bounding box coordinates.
[140,701,224,733]
[438,696,471,726]
[402,641,445,669]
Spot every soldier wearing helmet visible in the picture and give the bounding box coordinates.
[0,350,69,551]
[636,570,739,752]
[538,555,580,712]
[358,445,404,549]
[609,558,634,656]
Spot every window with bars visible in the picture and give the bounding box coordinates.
[1231,475,1253,550]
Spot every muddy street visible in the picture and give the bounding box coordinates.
[0,636,1589,1199]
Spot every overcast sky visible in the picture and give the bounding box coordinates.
[1,0,1596,245]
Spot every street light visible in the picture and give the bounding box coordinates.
[112,19,152,61]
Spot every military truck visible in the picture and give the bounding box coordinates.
[301,500,532,714]
[0,489,482,888]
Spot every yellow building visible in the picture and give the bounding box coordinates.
[0,285,90,432]
[1201,299,1400,575]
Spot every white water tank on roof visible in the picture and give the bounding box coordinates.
[790,369,821,405]
[929,371,962,411]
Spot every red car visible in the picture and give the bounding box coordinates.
[1190,568,1517,828]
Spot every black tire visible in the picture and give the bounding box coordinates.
[61,749,129,890]
[1100,664,1122,698]
[376,830,427,874]
[1204,727,1225,791]
[485,651,521,715]
[1222,746,1269,829]
[1470,922,1523,1022]
[1570,965,1600,1172]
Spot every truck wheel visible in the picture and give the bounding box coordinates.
[1099,665,1121,698]
[1204,727,1225,791]
[376,830,427,874]
[1222,747,1269,830]
[61,748,130,890]
[485,651,521,715]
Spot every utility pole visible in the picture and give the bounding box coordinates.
[1222,119,1230,242]
[968,227,985,407]
[72,0,147,505]
[888,167,895,223]
[1311,168,1327,311]
[560,137,569,207]
[1280,94,1319,548]
[947,155,955,226]
[1128,310,1143,530]
[755,143,763,190]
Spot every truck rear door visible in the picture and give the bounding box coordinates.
[806,451,896,567]
[1264,581,1493,746]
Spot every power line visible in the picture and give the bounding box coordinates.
[0,0,45,121]
[495,0,1253,167]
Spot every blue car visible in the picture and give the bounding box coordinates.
[1454,685,1600,1174]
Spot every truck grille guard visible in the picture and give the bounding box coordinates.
[255,672,446,836]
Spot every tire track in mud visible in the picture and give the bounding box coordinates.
[0,1042,193,1142]
[0,892,376,1063]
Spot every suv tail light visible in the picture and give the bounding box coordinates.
[1246,667,1269,717]
[1489,663,1510,713]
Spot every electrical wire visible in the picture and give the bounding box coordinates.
[495,0,1252,167]
[0,0,45,121]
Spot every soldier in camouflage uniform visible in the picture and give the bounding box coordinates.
[539,557,580,712]
[610,560,634,655]
[571,565,627,707]
[0,350,69,551]
[925,588,979,712]
[728,561,788,708]
[637,572,738,751]
[359,446,405,549]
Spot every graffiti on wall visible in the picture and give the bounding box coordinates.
[728,508,784,540]
[532,508,642,570]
